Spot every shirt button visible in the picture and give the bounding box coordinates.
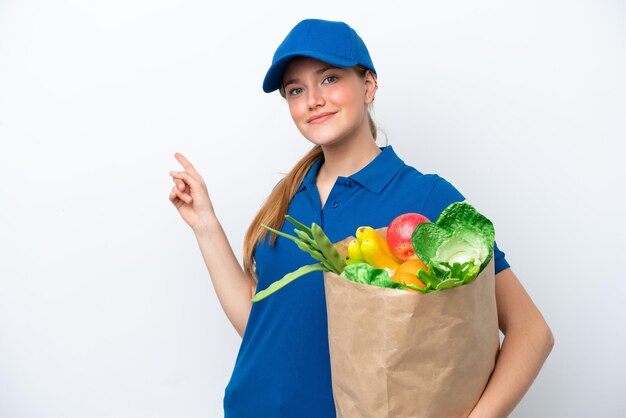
[331,201,339,208]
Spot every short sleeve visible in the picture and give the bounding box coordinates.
[421,176,511,274]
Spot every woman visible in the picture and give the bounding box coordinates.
[169,18,554,418]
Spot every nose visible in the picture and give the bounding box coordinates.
[306,85,325,109]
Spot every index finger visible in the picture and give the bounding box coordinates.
[174,152,199,175]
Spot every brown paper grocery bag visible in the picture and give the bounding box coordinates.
[325,231,499,418]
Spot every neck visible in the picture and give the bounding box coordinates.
[317,134,382,180]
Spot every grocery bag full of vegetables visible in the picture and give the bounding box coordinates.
[252,202,500,418]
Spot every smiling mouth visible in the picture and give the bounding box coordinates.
[308,112,335,124]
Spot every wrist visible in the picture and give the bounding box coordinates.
[192,214,221,237]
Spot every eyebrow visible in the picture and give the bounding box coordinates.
[283,65,339,89]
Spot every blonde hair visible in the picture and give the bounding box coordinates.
[242,66,377,282]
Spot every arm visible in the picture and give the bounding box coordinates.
[169,153,255,337]
[468,268,554,418]
[193,218,256,337]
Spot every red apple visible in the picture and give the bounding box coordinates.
[386,213,431,261]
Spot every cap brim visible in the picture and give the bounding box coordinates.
[262,51,357,93]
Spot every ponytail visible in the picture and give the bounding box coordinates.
[242,145,324,282]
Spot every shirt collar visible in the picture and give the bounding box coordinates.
[297,158,323,192]
[297,145,405,194]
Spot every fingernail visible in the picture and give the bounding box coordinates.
[178,183,184,190]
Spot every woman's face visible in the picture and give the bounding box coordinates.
[282,57,376,147]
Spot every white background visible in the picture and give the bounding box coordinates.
[1,1,625,417]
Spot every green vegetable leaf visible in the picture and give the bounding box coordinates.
[251,263,326,302]
[435,278,463,291]
[417,261,449,290]
[448,260,481,284]
[340,263,403,289]
[405,283,429,293]
[412,202,495,274]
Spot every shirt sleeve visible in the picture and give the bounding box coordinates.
[421,176,511,274]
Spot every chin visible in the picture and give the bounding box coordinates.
[302,128,352,147]
[300,130,335,144]
[306,135,345,147]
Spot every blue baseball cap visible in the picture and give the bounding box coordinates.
[262,19,377,93]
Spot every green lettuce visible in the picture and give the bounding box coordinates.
[340,263,405,290]
[411,202,495,288]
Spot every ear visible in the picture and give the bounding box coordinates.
[364,70,378,104]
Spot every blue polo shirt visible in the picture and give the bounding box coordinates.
[223,145,509,417]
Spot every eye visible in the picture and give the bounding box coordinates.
[288,87,303,96]
[323,75,338,84]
